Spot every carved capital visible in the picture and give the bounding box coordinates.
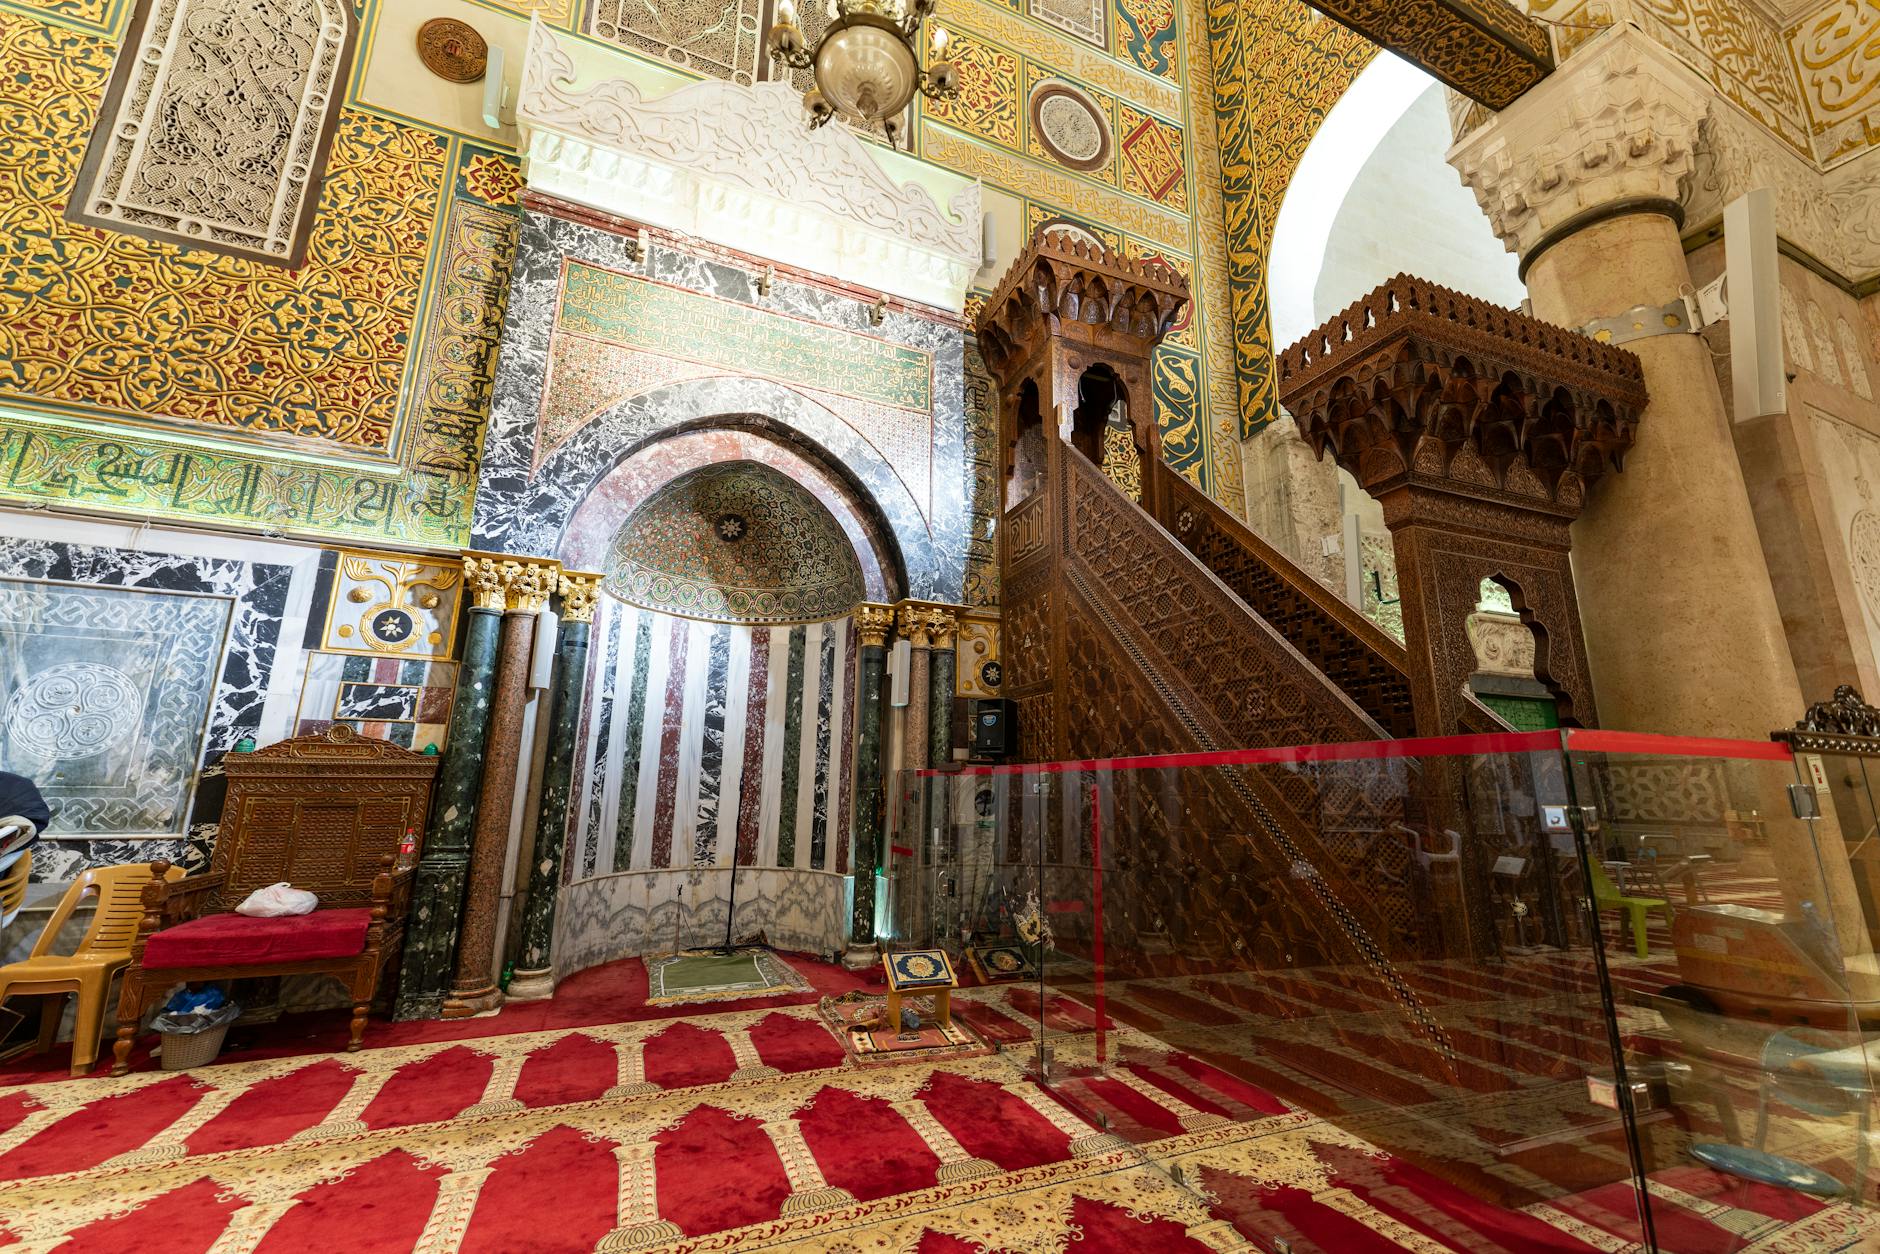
[463,554,508,612]
[508,559,560,614]
[895,602,933,649]
[463,551,561,615]
[855,603,895,648]
[922,606,959,651]
[1447,26,1709,262]
[557,571,605,624]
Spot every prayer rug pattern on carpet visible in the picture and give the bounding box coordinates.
[645,948,810,1007]
[819,993,996,1068]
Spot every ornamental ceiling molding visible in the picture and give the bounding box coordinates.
[1447,25,1709,263]
[516,20,982,312]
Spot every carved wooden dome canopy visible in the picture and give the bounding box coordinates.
[1277,275,1647,517]
[973,228,1191,387]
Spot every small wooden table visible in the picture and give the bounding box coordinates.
[882,949,958,1030]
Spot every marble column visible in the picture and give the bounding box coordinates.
[1450,29,1869,955]
[924,608,959,768]
[507,571,602,1003]
[394,557,507,1021]
[1448,27,1803,739]
[897,603,933,775]
[443,554,559,1019]
[845,604,895,958]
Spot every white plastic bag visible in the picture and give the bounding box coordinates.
[236,882,317,917]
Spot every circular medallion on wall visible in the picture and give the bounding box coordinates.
[5,663,145,761]
[367,606,417,648]
[1030,81,1111,173]
[416,18,489,84]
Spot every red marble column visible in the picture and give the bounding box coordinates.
[443,555,558,1018]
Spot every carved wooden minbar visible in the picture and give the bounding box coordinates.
[1278,275,1647,736]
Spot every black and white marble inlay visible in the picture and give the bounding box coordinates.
[471,211,970,601]
[0,538,293,875]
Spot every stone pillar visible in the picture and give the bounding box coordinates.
[897,603,935,774]
[845,603,894,960]
[924,607,958,768]
[442,554,559,1019]
[506,571,602,1003]
[395,557,506,1020]
[1448,27,1803,739]
[1450,29,1869,956]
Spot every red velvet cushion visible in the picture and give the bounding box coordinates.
[142,908,371,970]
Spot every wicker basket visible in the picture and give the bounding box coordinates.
[158,1023,230,1071]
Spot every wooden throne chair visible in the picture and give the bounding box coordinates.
[111,725,438,1075]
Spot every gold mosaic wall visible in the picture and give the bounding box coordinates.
[0,0,519,548]
[1206,0,1374,437]
[0,0,1377,537]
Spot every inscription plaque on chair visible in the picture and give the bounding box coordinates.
[111,725,438,1074]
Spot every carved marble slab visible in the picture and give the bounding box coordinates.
[515,20,983,311]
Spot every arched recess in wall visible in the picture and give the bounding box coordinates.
[488,376,939,600]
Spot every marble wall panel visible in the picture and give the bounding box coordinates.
[553,867,848,973]
[0,516,319,878]
[471,209,968,602]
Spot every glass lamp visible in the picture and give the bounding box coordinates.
[768,0,960,145]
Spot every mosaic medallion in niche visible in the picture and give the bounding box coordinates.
[588,0,762,85]
[605,461,865,625]
[1030,79,1112,173]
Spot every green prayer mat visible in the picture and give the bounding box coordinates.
[645,948,811,1006]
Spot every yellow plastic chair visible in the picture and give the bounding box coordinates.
[1590,860,1673,960]
[0,851,30,925]
[0,862,181,1075]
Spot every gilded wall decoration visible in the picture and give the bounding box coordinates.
[941,0,1182,114]
[1204,0,1373,437]
[956,614,1002,695]
[68,0,355,266]
[0,0,120,30]
[321,551,465,660]
[1790,0,1880,165]
[603,462,867,624]
[1029,78,1114,172]
[587,0,763,85]
[1027,0,1104,48]
[0,16,441,453]
[1530,0,1810,155]
[923,32,1025,150]
[416,16,489,83]
[1118,104,1186,208]
[0,10,514,547]
[922,128,1187,249]
[1113,0,1175,80]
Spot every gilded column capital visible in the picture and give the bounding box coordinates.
[508,559,560,614]
[462,551,561,615]
[557,571,605,624]
[894,602,933,649]
[855,603,895,648]
[1446,26,1709,263]
[462,553,508,612]
[921,606,958,651]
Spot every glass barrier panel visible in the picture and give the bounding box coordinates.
[891,732,1660,1247]
[1568,730,1876,1250]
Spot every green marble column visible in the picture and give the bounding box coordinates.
[507,572,601,1002]
[927,610,958,769]
[395,557,506,1021]
[847,604,894,950]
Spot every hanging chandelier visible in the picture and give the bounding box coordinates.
[766,0,960,145]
